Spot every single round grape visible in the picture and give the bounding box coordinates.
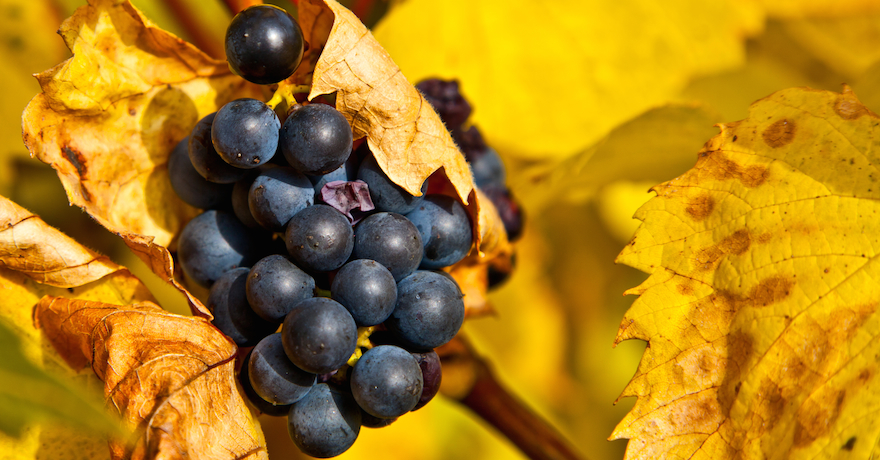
[483,185,524,242]
[282,297,357,374]
[248,165,314,231]
[212,98,280,169]
[351,212,423,281]
[207,267,277,347]
[231,169,262,228]
[350,345,423,419]
[331,259,397,326]
[405,194,473,269]
[178,210,265,287]
[288,383,360,458]
[469,146,506,190]
[239,351,293,417]
[281,104,353,175]
[168,137,233,209]
[225,5,304,85]
[386,270,465,350]
[308,155,360,202]
[359,409,396,428]
[188,113,248,184]
[410,349,441,410]
[249,333,316,405]
[284,205,354,273]
[246,254,315,323]
[415,78,472,130]
[356,155,427,214]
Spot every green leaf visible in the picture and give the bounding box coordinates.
[0,317,126,439]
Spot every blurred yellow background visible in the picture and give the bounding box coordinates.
[6,0,880,459]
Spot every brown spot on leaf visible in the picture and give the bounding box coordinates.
[718,331,754,415]
[750,276,794,307]
[793,390,846,447]
[62,145,88,178]
[694,150,770,188]
[741,165,769,187]
[842,436,856,451]
[693,229,751,271]
[834,95,869,120]
[762,119,796,148]
[756,378,788,428]
[677,282,694,296]
[685,194,714,221]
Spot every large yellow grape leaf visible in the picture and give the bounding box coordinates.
[372,0,763,162]
[612,86,880,458]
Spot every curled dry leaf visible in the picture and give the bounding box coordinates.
[299,0,513,313]
[613,86,880,459]
[34,296,267,460]
[21,0,263,316]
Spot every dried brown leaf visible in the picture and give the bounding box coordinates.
[0,195,120,288]
[34,296,267,460]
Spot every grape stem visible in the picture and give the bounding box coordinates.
[439,336,584,460]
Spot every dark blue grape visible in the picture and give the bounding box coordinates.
[225,5,304,85]
[208,267,277,347]
[281,104,353,175]
[356,155,427,214]
[359,409,396,429]
[178,210,266,287]
[308,155,359,201]
[212,99,280,169]
[168,137,233,209]
[239,351,292,417]
[488,252,516,289]
[249,333,316,405]
[350,345,423,419]
[188,113,248,184]
[351,212,423,281]
[483,185,524,241]
[248,165,314,231]
[470,146,506,190]
[331,259,397,326]
[282,298,357,374]
[410,350,441,411]
[288,383,360,458]
[284,205,353,273]
[246,254,315,322]
[415,79,472,130]
[386,270,465,350]
[405,195,473,269]
[231,169,262,228]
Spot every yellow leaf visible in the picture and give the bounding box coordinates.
[513,104,721,212]
[372,0,762,161]
[613,86,880,458]
[34,296,267,460]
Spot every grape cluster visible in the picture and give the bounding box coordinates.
[416,78,523,287]
[166,6,480,458]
